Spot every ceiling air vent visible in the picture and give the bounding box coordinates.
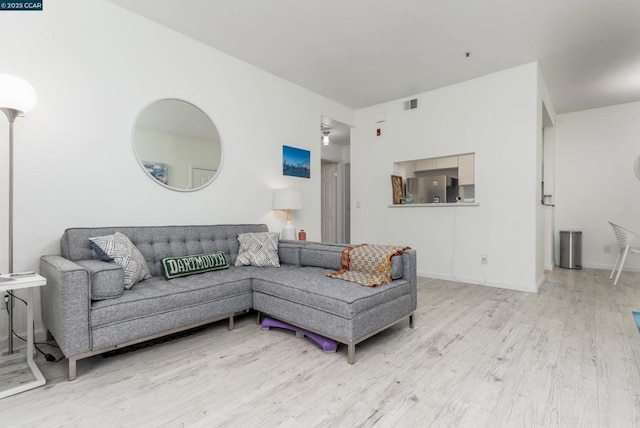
[403,98,418,110]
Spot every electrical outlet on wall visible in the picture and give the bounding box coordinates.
[481,254,488,264]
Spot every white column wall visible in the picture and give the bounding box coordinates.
[352,63,541,292]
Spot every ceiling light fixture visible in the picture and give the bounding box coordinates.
[322,130,330,145]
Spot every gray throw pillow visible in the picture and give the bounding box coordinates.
[89,231,152,289]
[235,232,280,267]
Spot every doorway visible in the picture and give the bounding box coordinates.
[320,116,351,244]
[322,161,338,243]
[542,104,555,269]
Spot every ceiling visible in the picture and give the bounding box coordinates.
[108,0,640,114]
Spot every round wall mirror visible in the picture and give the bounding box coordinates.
[132,99,222,191]
[635,156,640,181]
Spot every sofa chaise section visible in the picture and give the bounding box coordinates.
[253,244,416,363]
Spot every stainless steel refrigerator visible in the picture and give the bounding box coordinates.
[407,175,458,203]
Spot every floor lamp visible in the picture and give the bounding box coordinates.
[0,74,37,355]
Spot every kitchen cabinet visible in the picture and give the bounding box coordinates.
[414,158,436,171]
[458,153,475,185]
[414,155,457,172]
[436,156,458,169]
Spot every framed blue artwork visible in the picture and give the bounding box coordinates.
[283,145,310,178]
[143,161,168,184]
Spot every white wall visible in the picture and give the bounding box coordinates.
[352,63,543,292]
[321,143,350,164]
[0,0,353,342]
[555,101,640,271]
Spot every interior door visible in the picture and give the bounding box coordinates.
[191,167,216,189]
[344,163,351,243]
[322,161,337,243]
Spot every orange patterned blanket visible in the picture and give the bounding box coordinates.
[326,244,410,287]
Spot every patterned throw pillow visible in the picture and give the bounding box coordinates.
[235,232,280,267]
[89,232,152,289]
[161,251,229,280]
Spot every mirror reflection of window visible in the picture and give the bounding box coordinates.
[133,99,222,191]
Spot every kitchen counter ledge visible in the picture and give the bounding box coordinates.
[388,202,480,208]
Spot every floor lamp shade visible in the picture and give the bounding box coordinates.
[0,74,38,114]
[273,188,303,240]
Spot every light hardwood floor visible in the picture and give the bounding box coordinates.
[1,268,640,427]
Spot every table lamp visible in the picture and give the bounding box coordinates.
[0,73,37,355]
[273,188,303,240]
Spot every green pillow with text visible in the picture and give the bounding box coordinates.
[161,251,229,280]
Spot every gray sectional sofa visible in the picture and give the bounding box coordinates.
[40,224,417,380]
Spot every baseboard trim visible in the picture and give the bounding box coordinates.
[417,271,538,293]
[581,263,640,273]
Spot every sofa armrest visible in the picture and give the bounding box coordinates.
[40,255,91,358]
[75,259,125,300]
[401,249,418,311]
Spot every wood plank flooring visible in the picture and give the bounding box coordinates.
[1,268,640,427]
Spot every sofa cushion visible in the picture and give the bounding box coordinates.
[61,224,270,276]
[252,266,410,320]
[89,232,151,289]
[277,242,301,266]
[90,266,260,328]
[76,259,125,300]
[235,232,280,267]
[161,251,229,280]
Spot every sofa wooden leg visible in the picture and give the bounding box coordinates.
[409,313,415,328]
[228,315,234,331]
[347,344,356,364]
[256,311,262,325]
[69,357,77,381]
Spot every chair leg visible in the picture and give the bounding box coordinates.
[610,251,621,279]
[347,343,356,364]
[614,245,631,285]
[69,357,77,381]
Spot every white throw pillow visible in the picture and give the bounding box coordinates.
[235,232,280,267]
[89,232,152,289]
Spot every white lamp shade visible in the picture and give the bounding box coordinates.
[0,73,37,113]
[273,188,303,210]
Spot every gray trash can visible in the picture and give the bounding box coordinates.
[559,230,582,269]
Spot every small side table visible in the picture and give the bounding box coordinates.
[0,273,46,399]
